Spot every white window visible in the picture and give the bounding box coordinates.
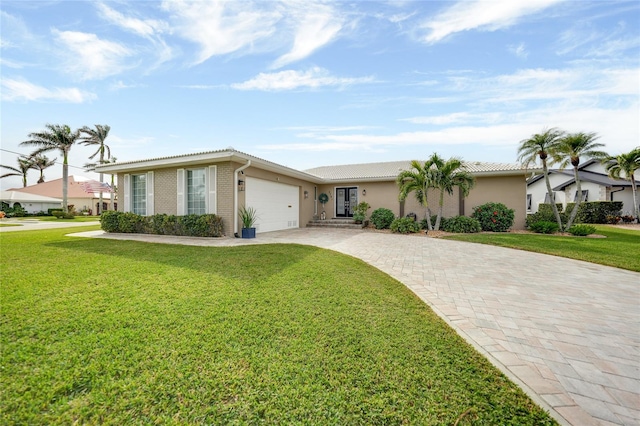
[526,194,532,211]
[131,174,147,215]
[574,190,588,202]
[187,169,206,215]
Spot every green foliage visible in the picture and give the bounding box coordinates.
[420,215,449,230]
[567,224,597,236]
[538,203,563,215]
[370,208,395,229]
[101,211,224,237]
[52,210,75,219]
[238,205,258,228]
[390,217,421,234]
[441,216,481,233]
[48,208,61,215]
[565,201,623,224]
[3,205,27,218]
[606,214,621,224]
[529,221,560,234]
[352,202,371,223]
[472,202,515,232]
[527,205,566,228]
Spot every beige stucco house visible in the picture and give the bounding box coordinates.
[96,148,532,235]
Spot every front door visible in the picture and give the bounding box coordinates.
[336,187,358,217]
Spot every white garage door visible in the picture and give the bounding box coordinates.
[245,177,299,233]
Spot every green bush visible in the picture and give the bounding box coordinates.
[101,211,224,237]
[529,221,560,234]
[100,211,122,232]
[390,217,421,234]
[118,212,145,233]
[441,216,481,233]
[370,208,395,229]
[565,201,623,224]
[47,208,61,216]
[567,224,597,236]
[472,202,515,232]
[420,215,450,230]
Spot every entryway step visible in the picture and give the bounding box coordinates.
[306,219,364,229]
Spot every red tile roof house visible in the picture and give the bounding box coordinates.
[96,148,534,236]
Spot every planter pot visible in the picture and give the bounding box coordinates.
[241,227,256,239]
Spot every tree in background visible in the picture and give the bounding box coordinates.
[85,156,118,212]
[517,128,564,230]
[1,156,34,187]
[80,125,112,214]
[605,147,640,222]
[21,124,81,213]
[30,154,57,183]
[554,132,608,229]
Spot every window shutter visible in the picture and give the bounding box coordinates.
[208,165,217,214]
[177,169,185,215]
[146,171,154,215]
[123,174,131,212]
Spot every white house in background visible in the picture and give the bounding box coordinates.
[0,190,62,214]
[526,160,639,214]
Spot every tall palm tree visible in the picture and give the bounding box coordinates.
[30,154,57,183]
[1,155,34,187]
[79,125,111,215]
[517,128,565,230]
[430,154,475,231]
[21,124,81,213]
[397,159,434,230]
[85,156,117,212]
[605,147,640,222]
[554,132,608,229]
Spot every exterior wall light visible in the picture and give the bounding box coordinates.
[362,189,366,196]
[238,179,245,191]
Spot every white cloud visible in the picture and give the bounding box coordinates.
[271,3,344,69]
[231,67,374,91]
[96,2,169,38]
[508,42,528,59]
[418,0,561,44]
[53,29,133,80]
[1,77,96,103]
[401,112,503,125]
[162,0,280,65]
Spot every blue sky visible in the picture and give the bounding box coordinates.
[1,0,639,189]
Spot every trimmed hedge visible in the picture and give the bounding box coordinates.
[101,211,224,237]
[390,217,421,234]
[370,208,395,229]
[565,201,623,224]
[472,202,515,232]
[440,216,481,233]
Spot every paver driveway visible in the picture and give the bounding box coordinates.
[76,227,640,426]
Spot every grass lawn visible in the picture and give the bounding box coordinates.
[1,227,556,425]
[444,225,640,272]
[15,216,101,222]
[0,223,21,227]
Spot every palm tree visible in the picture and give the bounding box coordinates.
[79,125,111,215]
[554,132,608,229]
[21,124,81,213]
[30,154,57,183]
[85,156,117,212]
[1,155,34,187]
[517,128,565,230]
[430,155,475,230]
[605,147,640,222]
[397,159,434,230]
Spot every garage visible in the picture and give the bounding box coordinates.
[245,177,299,233]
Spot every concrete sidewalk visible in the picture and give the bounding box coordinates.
[70,228,640,425]
[0,218,100,232]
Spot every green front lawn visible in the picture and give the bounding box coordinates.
[444,226,640,272]
[1,228,555,425]
[18,216,101,222]
[0,223,21,227]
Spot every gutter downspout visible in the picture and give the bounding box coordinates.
[233,160,251,237]
[610,186,625,201]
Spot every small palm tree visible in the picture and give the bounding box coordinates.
[80,125,111,215]
[21,124,81,213]
[1,155,34,187]
[30,154,57,183]
[517,128,564,230]
[605,147,640,222]
[554,132,608,229]
[397,160,434,230]
[431,155,475,230]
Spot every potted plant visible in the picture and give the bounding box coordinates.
[239,206,258,238]
[352,201,370,224]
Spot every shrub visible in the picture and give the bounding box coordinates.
[621,214,636,223]
[537,203,563,215]
[370,208,395,229]
[565,201,623,224]
[353,202,371,224]
[529,221,560,234]
[118,212,145,233]
[472,202,515,232]
[100,211,122,232]
[390,217,421,234]
[606,214,621,224]
[440,216,481,233]
[420,215,450,230]
[567,224,597,236]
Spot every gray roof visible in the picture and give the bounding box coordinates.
[305,160,529,181]
[553,170,631,190]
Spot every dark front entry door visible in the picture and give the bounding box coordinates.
[336,187,358,217]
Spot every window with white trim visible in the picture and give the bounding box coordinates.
[131,174,146,215]
[187,168,206,215]
[526,194,532,211]
[574,190,588,202]
[544,192,556,203]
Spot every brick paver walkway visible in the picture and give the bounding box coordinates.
[71,227,640,426]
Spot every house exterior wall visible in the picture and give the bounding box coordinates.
[466,175,527,229]
[526,173,571,213]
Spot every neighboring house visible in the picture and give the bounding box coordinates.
[526,160,639,214]
[9,176,114,215]
[0,190,62,214]
[97,148,534,236]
